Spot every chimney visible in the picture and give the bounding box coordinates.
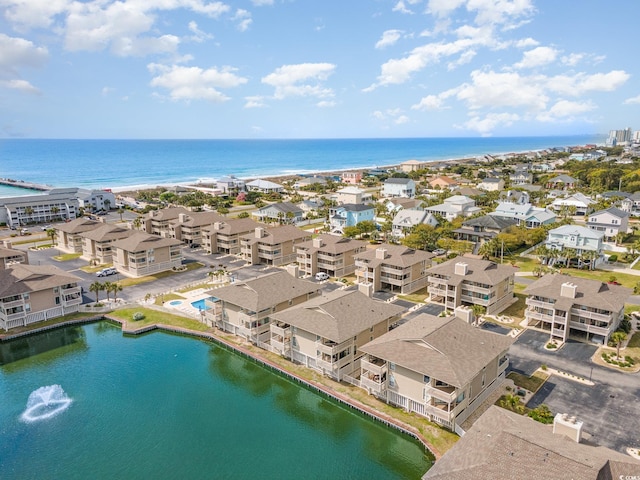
[4,241,12,249]
[286,264,299,278]
[454,305,475,324]
[213,222,221,231]
[553,413,583,443]
[375,248,387,260]
[358,281,373,297]
[560,282,577,298]
[454,262,468,276]
[312,237,323,248]
[255,227,264,238]
[178,213,188,223]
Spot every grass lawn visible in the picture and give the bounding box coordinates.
[507,370,549,393]
[628,331,640,348]
[53,252,82,261]
[557,268,640,288]
[154,293,185,306]
[109,307,210,332]
[398,287,428,304]
[117,262,205,287]
[498,292,527,321]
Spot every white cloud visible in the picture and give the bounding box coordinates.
[244,95,267,108]
[1,0,70,30]
[188,21,213,43]
[148,63,247,102]
[317,100,336,108]
[0,34,49,72]
[467,0,536,27]
[462,112,520,135]
[624,95,640,105]
[395,115,410,124]
[411,94,448,111]
[546,70,630,96]
[514,37,539,48]
[448,49,476,70]
[427,0,465,17]
[233,9,252,32]
[0,78,40,94]
[101,86,114,96]
[262,63,336,100]
[514,46,558,69]
[375,30,403,49]
[536,99,595,122]
[251,0,273,5]
[372,110,385,120]
[392,1,415,15]
[561,53,584,66]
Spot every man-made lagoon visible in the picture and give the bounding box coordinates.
[0,323,432,479]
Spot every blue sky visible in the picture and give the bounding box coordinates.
[0,0,638,139]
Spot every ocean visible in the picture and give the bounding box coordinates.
[0,136,603,193]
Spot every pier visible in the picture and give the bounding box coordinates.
[0,178,51,192]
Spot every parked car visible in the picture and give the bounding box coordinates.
[96,267,118,277]
[41,225,53,231]
[432,248,446,256]
[315,272,330,281]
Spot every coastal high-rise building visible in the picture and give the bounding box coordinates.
[606,128,633,146]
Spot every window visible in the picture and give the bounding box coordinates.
[389,362,395,371]
[423,375,431,384]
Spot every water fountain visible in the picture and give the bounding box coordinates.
[21,385,72,423]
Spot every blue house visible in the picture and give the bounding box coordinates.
[329,204,375,234]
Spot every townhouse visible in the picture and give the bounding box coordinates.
[359,309,513,430]
[426,256,516,315]
[399,160,426,173]
[80,223,134,264]
[201,218,261,255]
[0,264,82,331]
[240,225,311,266]
[523,274,630,344]
[143,207,191,237]
[329,204,375,234]
[54,217,102,253]
[203,270,321,343]
[270,290,405,381]
[112,231,184,277]
[167,211,224,246]
[586,206,629,242]
[354,244,434,294]
[0,188,80,228]
[296,234,367,278]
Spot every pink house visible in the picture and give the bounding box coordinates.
[342,171,362,184]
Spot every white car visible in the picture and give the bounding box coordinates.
[96,267,118,277]
[432,248,447,256]
[315,272,330,281]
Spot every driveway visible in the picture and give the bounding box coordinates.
[509,329,640,453]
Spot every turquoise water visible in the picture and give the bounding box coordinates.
[0,136,602,190]
[169,300,183,306]
[191,298,215,311]
[0,323,432,479]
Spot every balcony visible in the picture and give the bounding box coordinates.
[1,299,25,309]
[316,354,351,372]
[526,309,553,323]
[525,298,554,309]
[361,375,385,394]
[568,321,609,336]
[316,338,352,356]
[424,384,457,403]
[271,323,290,338]
[361,357,386,376]
[570,308,612,323]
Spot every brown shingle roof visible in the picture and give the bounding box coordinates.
[170,211,224,227]
[241,225,310,245]
[148,207,190,221]
[271,290,405,343]
[54,218,101,234]
[523,274,630,312]
[207,270,320,312]
[202,218,261,235]
[427,255,516,284]
[111,231,182,252]
[296,234,367,255]
[361,314,513,388]
[0,264,81,297]
[423,406,640,480]
[80,224,133,242]
[353,243,434,268]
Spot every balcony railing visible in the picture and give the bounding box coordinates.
[361,358,386,376]
[424,384,457,403]
[270,324,290,338]
[570,308,612,323]
[568,321,609,336]
[361,376,384,394]
[316,338,352,356]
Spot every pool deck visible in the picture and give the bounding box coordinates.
[163,287,220,319]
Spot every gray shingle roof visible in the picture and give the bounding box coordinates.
[361,314,513,387]
[271,290,405,343]
[462,215,517,230]
[207,270,320,312]
[54,218,101,234]
[111,231,182,252]
[0,264,80,297]
[589,206,629,219]
[202,218,261,235]
[296,234,367,255]
[241,225,310,245]
[423,406,640,480]
[80,224,133,242]
[523,274,630,312]
[427,256,517,285]
[354,243,434,268]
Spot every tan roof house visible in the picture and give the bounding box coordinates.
[524,274,630,344]
[269,290,405,381]
[354,244,434,294]
[203,270,321,343]
[202,218,261,255]
[167,211,224,245]
[0,241,28,269]
[296,234,367,278]
[428,176,458,190]
[0,264,82,331]
[399,159,426,173]
[427,256,517,315]
[424,406,640,479]
[112,231,183,277]
[359,310,513,430]
[80,223,134,265]
[55,217,101,253]
[240,225,311,266]
[143,207,191,237]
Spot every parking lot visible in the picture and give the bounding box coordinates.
[509,329,640,453]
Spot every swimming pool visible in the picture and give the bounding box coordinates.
[191,297,216,311]
[169,300,183,306]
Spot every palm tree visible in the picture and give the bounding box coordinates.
[46,228,56,246]
[478,239,498,260]
[611,331,627,360]
[103,199,111,212]
[117,208,125,222]
[103,281,113,301]
[112,283,123,302]
[24,206,34,224]
[89,281,104,303]
[51,206,60,221]
[132,216,143,230]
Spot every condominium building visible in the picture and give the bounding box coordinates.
[0,264,82,331]
[112,231,183,277]
[167,211,224,245]
[523,274,630,344]
[203,270,321,343]
[354,244,434,294]
[359,310,513,430]
[55,218,102,253]
[296,234,367,278]
[0,188,80,228]
[240,225,311,266]
[143,207,191,237]
[426,256,516,315]
[201,218,261,255]
[269,290,405,381]
[0,241,28,269]
[80,223,135,264]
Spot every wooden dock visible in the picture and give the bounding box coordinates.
[0,178,51,192]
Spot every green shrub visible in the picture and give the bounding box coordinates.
[546,342,557,349]
[541,364,548,371]
[132,312,145,321]
[608,254,618,262]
